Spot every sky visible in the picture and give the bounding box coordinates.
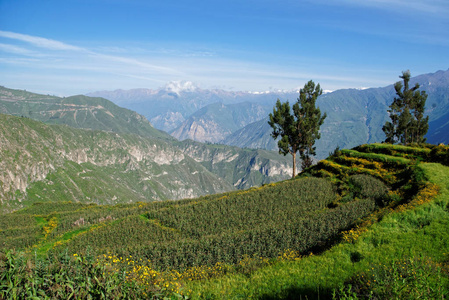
[0,0,448,96]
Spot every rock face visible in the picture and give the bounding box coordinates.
[170,102,272,143]
[0,85,300,214]
[171,118,229,143]
[151,111,185,132]
[176,140,292,190]
[0,114,233,212]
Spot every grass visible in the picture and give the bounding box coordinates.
[184,162,449,299]
[1,143,449,299]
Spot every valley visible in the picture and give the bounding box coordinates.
[90,69,449,159]
[1,69,449,299]
[0,87,292,213]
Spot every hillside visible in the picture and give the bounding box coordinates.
[0,113,293,213]
[1,143,448,299]
[221,116,277,150]
[0,86,172,141]
[0,87,294,212]
[222,69,449,159]
[176,139,291,189]
[0,114,234,213]
[170,102,271,143]
[221,86,393,160]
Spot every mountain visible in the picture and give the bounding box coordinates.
[412,69,449,143]
[170,102,271,143]
[175,140,292,189]
[222,69,449,159]
[221,117,277,150]
[90,69,449,159]
[87,82,287,132]
[0,88,293,212]
[0,86,172,141]
[0,114,236,213]
[222,87,394,159]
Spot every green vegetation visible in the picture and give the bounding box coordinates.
[2,143,449,299]
[0,85,172,141]
[268,80,326,177]
[383,70,429,144]
[0,114,293,213]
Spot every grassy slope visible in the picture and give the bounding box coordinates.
[185,161,449,299]
[1,143,448,299]
[0,86,172,141]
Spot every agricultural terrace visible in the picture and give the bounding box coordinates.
[1,143,449,299]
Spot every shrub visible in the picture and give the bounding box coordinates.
[349,174,388,207]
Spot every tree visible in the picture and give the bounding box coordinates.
[268,80,326,178]
[383,70,429,144]
[297,80,327,170]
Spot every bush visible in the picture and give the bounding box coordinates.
[349,174,388,206]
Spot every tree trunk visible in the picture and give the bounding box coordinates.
[292,152,296,178]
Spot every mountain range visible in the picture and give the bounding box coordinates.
[0,86,292,213]
[89,69,449,159]
[1,69,448,212]
[87,81,286,132]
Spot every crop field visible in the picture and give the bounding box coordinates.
[1,143,449,299]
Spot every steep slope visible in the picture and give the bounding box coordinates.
[0,86,172,141]
[223,87,393,159]
[2,143,447,299]
[170,102,271,143]
[223,69,449,159]
[414,69,449,144]
[0,113,293,213]
[0,114,233,213]
[221,117,277,151]
[176,140,292,189]
[0,87,295,211]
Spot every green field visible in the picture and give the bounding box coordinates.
[1,143,449,299]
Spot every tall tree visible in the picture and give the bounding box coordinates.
[268,80,326,178]
[383,71,429,144]
[296,80,327,169]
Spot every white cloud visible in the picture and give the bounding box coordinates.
[0,31,409,95]
[90,53,182,75]
[0,31,183,82]
[0,43,38,56]
[0,30,85,51]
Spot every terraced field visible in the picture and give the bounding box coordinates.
[1,143,448,299]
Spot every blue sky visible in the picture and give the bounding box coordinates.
[1,0,448,96]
